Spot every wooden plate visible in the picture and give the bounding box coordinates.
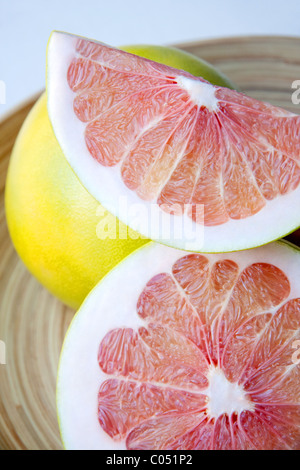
[0,36,300,450]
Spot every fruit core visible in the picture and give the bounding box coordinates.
[206,366,254,419]
[176,76,219,111]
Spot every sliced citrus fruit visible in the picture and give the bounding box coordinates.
[6,45,231,309]
[57,240,300,450]
[47,32,300,252]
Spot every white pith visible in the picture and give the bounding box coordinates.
[205,367,253,418]
[47,31,300,252]
[176,76,219,111]
[57,240,300,450]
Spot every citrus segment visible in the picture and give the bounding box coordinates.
[137,273,208,353]
[98,379,207,440]
[98,327,208,390]
[126,412,207,450]
[57,241,300,449]
[48,32,300,251]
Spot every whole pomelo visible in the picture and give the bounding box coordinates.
[5,45,236,310]
[122,45,236,90]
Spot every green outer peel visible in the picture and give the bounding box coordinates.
[121,44,237,90]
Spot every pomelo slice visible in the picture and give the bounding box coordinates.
[6,45,230,309]
[47,32,300,252]
[57,240,300,450]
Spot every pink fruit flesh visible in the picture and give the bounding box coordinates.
[97,254,300,450]
[67,39,300,226]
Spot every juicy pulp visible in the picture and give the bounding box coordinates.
[57,240,300,450]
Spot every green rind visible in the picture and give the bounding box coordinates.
[121,44,237,90]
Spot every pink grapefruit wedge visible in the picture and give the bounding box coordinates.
[47,32,300,252]
[57,240,300,450]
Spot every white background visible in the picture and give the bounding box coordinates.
[1,0,300,118]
